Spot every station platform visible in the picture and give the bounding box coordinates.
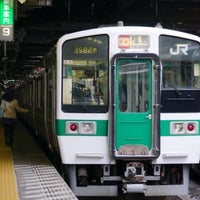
[0,120,78,200]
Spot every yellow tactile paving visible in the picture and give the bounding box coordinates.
[0,123,19,200]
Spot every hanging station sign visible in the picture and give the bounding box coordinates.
[0,0,14,41]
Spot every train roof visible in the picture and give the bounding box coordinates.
[58,25,200,45]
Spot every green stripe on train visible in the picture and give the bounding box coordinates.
[161,120,200,136]
[56,119,108,136]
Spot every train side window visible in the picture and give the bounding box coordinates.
[36,78,44,110]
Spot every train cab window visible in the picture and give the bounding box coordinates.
[62,35,109,113]
[160,36,200,90]
[159,35,200,112]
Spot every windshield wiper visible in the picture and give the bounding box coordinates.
[169,83,182,96]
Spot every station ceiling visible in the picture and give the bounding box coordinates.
[0,0,200,81]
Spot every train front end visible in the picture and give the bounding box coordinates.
[55,26,200,197]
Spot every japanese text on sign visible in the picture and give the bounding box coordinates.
[118,35,150,49]
[0,0,13,25]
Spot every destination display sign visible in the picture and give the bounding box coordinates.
[118,35,150,49]
[74,46,98,54]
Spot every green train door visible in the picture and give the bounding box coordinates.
[111,54,160,159]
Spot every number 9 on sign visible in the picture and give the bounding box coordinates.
[3,27,10,36]
[0,26,13,41]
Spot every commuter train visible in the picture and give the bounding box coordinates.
[17,23,200,197]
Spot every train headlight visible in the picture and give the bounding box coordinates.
[66,121,96,134]
[173,123,184,134]
[170,121,198,135]
[80,122,96,134]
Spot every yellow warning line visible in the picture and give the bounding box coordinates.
[0,123,19,200]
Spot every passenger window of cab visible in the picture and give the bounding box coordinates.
[62,35,109,113]
[159,35,200,89]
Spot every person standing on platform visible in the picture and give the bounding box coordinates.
[1,89,28,147]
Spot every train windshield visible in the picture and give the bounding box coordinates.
[160,35,200,113]
[160,35,200,89]
[62,35,109,113]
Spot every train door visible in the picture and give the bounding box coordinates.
[111,54,161,159]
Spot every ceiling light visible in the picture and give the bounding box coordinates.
[38,0,52,6]
[18,0,26,4]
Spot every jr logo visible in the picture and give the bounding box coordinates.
[170,44,189,55]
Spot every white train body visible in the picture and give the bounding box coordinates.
[18,25,200,197]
